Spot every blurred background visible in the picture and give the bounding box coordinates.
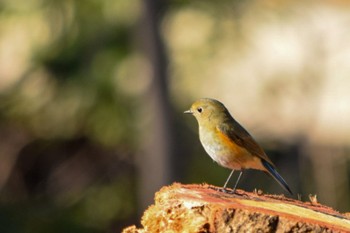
[0,0,350,232]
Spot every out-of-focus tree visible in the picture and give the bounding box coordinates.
[136,0,175,212]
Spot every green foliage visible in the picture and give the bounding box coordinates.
[0,0,141,232]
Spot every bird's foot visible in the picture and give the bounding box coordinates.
[209,186,236,194]
[223,188,237,195]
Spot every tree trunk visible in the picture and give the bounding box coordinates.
[137,0,175,212]
[123,183,350,232]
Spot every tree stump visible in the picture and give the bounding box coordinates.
[123,183,350,232]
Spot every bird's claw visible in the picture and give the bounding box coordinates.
[209,186,236,195]
[222,188,236,195]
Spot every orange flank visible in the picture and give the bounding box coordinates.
[215,127,264,170]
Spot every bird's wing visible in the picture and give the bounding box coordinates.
[217,121,275,166]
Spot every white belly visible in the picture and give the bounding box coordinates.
[198,125,263,171]
[199,126,242,170]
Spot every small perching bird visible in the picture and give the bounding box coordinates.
[185,98,292,195]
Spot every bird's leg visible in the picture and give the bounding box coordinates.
[232,171,243,194]
[221,170,234,193]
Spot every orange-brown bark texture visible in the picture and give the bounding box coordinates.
[123,183,350,233]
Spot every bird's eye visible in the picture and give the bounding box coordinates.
[197,107,203,113]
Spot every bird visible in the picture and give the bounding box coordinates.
[184,98,292,195]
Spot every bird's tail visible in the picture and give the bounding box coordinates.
[261,159,293,195]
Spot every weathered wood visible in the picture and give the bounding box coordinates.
[123,183,350,232]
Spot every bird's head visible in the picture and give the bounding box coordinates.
[184,98,228,125]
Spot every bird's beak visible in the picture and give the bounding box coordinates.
[184,109,192,114]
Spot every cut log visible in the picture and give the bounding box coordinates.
[123,183,350,232]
